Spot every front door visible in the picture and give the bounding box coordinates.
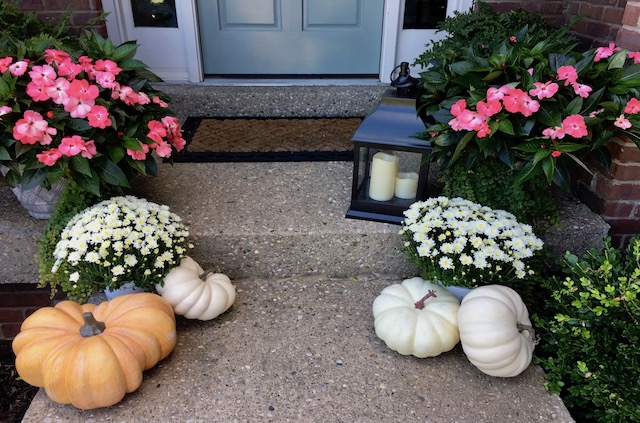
[197,0,384,75]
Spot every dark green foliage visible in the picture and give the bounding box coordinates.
[413,2,576,69]
[441,155,558,225]
[533,238,640,422]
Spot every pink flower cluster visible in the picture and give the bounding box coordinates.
[0,49,185,167]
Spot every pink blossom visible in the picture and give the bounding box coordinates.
[0,56,13,73]
[26,82,50,102]
[614,114,632,129]
[9,60,29,76]
[114,85,140,105]
[594,43,619,62]
[486,86,509,102]
[58,135,96,158]
[543,126,565,140]
[589,108,605,118]
[551,150,562,158]
[476,121,492,138]
[67,79,99,100]
[561,115,588,138]
[628,51,640,64]
[0,105,11,118]
[450,99,467,117]
[153,140,173,158]
[477,100,502,117]
[87,105,112,129]
[572,82,593,98]
[127,141,150,160]
[95,71,118,89]
[63,96,94,118]
[169,135,186,151]
[43,49,69,65]
[57,58,82,79]
[28,64,57,87]
[624,98,640,115]
[45,77,71,105]
[137,92,150,105]
[93,59,121,75]
[147,120,167,143]
[519,95,540,117]
[509,36,517,43]
[36,148,63,166]
[152,96,169,108]
[529,81,559,100]
[557,65,578,86]
[527,68,534,75]
[13,110,56,145]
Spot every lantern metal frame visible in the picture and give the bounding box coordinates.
[346,88,432,224]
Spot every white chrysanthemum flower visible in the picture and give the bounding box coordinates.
[439,256,454,270]
[124,254,138,267]
[460,254,473,266]
[69,272,80,282]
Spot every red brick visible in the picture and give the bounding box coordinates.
[603,6,625,24]
[17,0,45,11]
[608,233,629,248]
[0,292,52,308]
[607,138,640,163]
[595,174,640,199]
[604,217,640,233]
[581,3,605,19]
[575,181,606,213]
[588,21,619,38]
[71,11,103,26]
[606,161,640,180]
[1,323,23,339]
[601,200,635,217]
[616,27,640,50]
[0,309,25,322]
[622,3,640,25]
[43,0,91,10]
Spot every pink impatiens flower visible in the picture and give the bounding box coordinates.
[628,51,640,64]
[13,110,57,145]
[87,105,112,129]
[543,126,565,140]
[614,114,632,129]
[557,65,578,86]
[9,60,29,76]
[28,64,57,87]
[624,98,640,115]
[43,49,70,65]
[127,141,150,161]
[26,81,50,102]
[572,83,593,98]
[0,105,11,118]
[36,148,63,166]
[0,56,13,73]
[45,77,71,105]
[529,81,559,100]
[486,86,510,102]
[561,115,588,138]
[594,43,619,62]
[152,96,169,108]
[58,135,97,159]
[551,150,562,158]
[477,100,502,117]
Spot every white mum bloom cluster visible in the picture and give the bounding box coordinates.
[52,196,191,300]
[400,197,543,287]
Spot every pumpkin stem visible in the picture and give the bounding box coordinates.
[80,312,106,337]
[516,322,539,345]
[415,290,437,310]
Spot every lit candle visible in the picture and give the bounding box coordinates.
[395,172,419,199]
[368,152,398,201]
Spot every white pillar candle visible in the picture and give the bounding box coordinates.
[368,152,398,201]
[395,172,419,199]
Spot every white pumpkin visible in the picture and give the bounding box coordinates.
[372,277,460,358]
[156,256,236,321]
[457,285,537,377]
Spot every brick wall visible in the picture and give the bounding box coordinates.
[0,284,59,340]
[17,0,107,36]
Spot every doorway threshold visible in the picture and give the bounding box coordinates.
[198,77,384,87]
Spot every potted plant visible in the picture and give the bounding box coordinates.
[0,30,186,217]
[49,195,192,302]
[416,25,640,222]
[399,196,544,298]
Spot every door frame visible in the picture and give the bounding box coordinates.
[103,0,474,83]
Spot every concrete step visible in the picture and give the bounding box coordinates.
[22,274,575,423]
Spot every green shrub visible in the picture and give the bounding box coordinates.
[533,237,640,422]
[413,2,576,69]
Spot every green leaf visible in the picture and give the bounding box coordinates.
[121,137,143,150]
[620,63,640,84]
[119,59,149,71]
[537,103,562,127]
[97,160,130,187]
[450,131,475,165]
[553,162,571,189]
[111,41,139,62]
[498,119,515,135]
[0,77,11,98]
[107,144,126,164]
[565,96,583,116]
[608,50,628,70]
[70,155,92,177]
[145,155,158,176]
[556,142,589,153]
[66,118,92,132]
[125,156,147,174]
[513,161,539,185]
[19,167,47,192]
[450,61,474,75]
[542,156,555,185]
[0,146,10,161]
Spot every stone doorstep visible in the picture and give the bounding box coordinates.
[22,274,575,423]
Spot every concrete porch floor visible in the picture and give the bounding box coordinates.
[5,85,608,422]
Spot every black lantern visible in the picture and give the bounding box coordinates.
[346,78,432,224]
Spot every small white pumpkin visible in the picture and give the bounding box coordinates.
[372,277,460,358]
[156,256,236,321]
[457,285,537,377]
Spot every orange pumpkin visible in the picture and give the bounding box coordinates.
[12,293,177,410]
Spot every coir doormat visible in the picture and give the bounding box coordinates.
[172,117,362,163]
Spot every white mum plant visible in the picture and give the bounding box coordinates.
[400,197,544,288]
[51,195,191,302]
